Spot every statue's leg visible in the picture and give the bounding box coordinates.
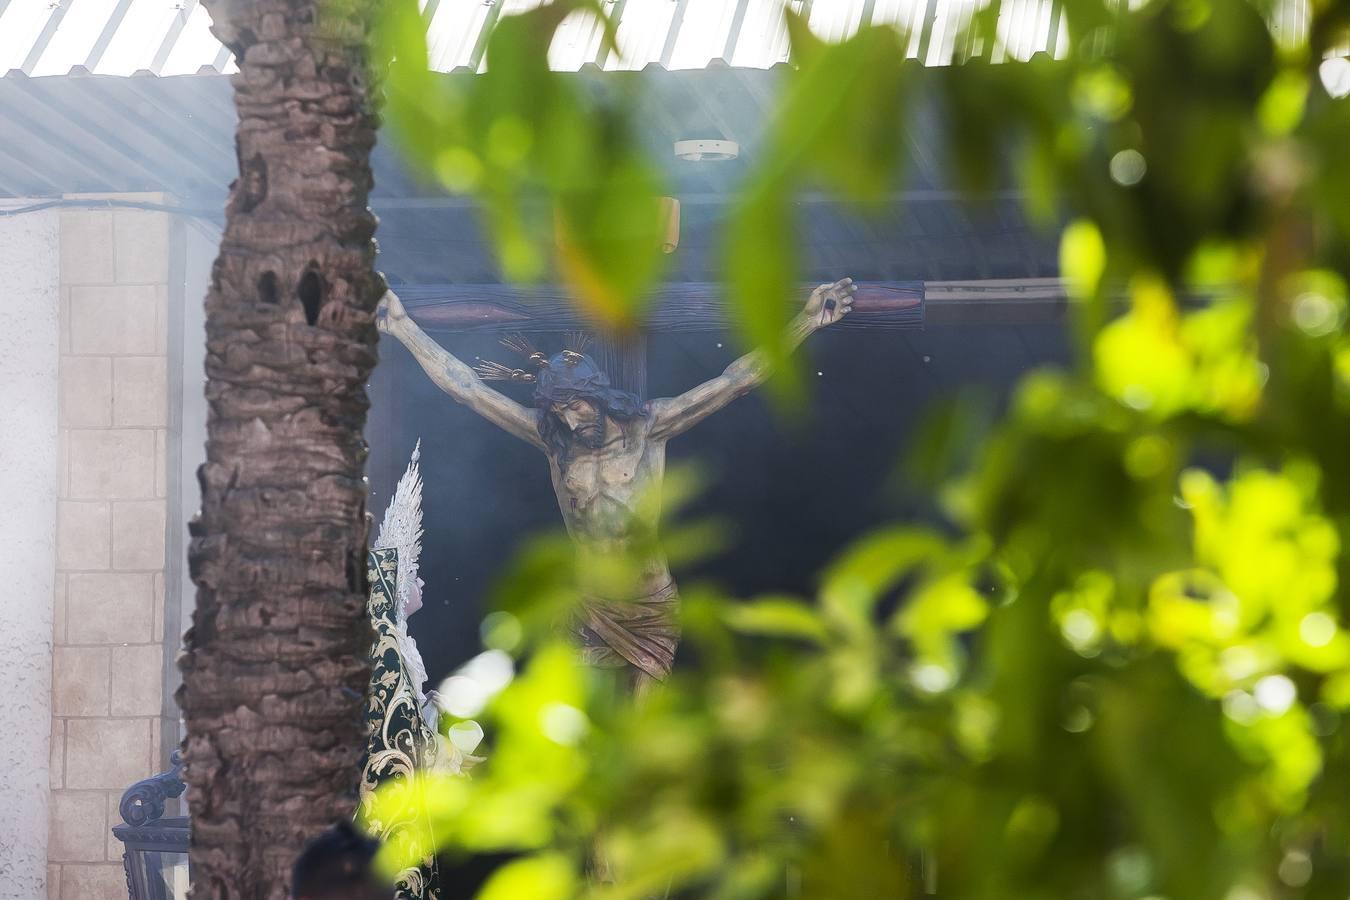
[573,590,677,891]
[629,667,661,702]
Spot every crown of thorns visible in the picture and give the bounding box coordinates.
[473,332,592,384]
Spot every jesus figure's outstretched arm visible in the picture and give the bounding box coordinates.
[647,278,855,442]
[377,290,545,450]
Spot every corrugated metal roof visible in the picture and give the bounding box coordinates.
[1,0,1333,79]
[3,0,1332,80]
[0,0,1078,78]
[0,0,227,76]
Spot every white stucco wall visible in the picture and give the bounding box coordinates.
[0,203,60,899]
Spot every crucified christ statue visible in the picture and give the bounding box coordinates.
[377,278,856,693]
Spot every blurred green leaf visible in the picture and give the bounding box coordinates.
[776,15,909,203]
[1061,218,1107,302]
[372,0,455,168]
[476,852,577,900]
[726,180,801,405]
[820,527,951,635]
[895,572,989,675]
[722,596,830,645]
[721,14,910,402]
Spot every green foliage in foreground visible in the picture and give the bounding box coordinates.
[366,0,1350,896]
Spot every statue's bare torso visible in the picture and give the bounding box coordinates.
[548,415,671,591]
[551,418,662,540]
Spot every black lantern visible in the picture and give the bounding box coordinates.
[111,751,190,899]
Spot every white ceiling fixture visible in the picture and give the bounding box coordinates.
[674,139,739,161]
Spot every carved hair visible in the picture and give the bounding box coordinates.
[532,352,645,460]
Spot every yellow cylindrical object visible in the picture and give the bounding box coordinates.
[660,196,680,254]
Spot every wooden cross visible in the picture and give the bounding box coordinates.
[395,280,924,397]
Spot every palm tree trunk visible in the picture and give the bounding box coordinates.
[178,0,384,895]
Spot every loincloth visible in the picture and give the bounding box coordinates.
[573,582,680,682]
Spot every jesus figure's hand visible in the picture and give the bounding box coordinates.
[376,290,407,334]
[802,277,856,330]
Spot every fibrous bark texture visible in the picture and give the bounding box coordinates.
[179,0,384,895]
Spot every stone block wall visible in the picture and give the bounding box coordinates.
[48,196,173,900]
